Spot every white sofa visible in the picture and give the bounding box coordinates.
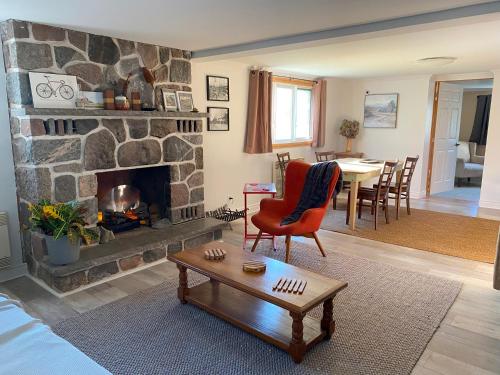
[0,294,110,375]
[456,141,484,184]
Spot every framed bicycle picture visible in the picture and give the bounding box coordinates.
[29,72,79,108]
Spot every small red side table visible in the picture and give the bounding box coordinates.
[243,183,277,249]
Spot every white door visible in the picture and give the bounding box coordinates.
[431,83,463,194]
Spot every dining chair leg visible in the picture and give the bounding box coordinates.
[285,235,291,263]
[371,201,375,215]
[395,195,400,220]
[312,232,327,257]
[346,192,350,225]
[374,203,378,230]
[251,230,263,252]
[406,195,411,215]
[332,195,337,210]
[358,198,363,219]
[384,199,390,224]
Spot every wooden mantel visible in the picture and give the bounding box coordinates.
[11,108,208,119]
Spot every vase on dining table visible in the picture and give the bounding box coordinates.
[345,137,353,153]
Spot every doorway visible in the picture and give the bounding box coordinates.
[426,78,492,208]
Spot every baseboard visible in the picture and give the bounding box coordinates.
[0,263,27,283]
[410,190,427,199]
[479,199,500,210]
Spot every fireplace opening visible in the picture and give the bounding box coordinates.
[96,166,171,233]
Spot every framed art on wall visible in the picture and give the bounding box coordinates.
[29,72,78,108]
[363,93,399,128]
[176,91,194,112]
[162,90,178,111]
[207,107,229,131]
[206,75,229,101]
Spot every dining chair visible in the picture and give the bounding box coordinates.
[346,161,398,230]
[276,152,291,196]
[315,151,336,162]
[389,156,419,219]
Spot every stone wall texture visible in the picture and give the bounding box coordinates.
[1,19,192,107]
[0,20,205,273]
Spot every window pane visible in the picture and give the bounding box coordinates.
[296,89,311,139]
[274,86,293,141]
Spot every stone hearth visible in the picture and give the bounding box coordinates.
[32,218,227,293]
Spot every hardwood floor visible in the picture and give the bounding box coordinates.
[1,200,499,374]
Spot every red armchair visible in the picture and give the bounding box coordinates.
[250,160,341,263]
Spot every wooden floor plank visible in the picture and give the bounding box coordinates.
[421,351,498,375]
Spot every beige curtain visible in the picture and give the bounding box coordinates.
[244,70,273,154]
[311,79,327,148]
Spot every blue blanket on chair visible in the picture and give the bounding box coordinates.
[281,161,342,225]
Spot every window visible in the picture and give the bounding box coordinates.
[272,78,313,147]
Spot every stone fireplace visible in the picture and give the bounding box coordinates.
[1,20,226,293]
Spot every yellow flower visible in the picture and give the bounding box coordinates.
[43,205,62,220]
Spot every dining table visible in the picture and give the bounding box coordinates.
[335,158,400,230]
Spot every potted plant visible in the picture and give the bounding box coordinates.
[29,200,97,265]
[339,119,360,152]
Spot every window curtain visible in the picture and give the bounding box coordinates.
[311,79,327,147]
[469,94,491,146]
[244,70,273,154]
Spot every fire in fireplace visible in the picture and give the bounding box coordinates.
[96,166,171,233]
[99,185,151,232]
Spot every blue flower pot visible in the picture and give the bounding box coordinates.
[44,235,81,265]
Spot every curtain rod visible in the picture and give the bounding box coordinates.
[273,75,318,84]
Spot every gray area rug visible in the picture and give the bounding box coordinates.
[53,239,461,375]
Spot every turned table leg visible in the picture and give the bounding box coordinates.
[321,297,335,339]
[289,311,306,363]
[177,264,188,304]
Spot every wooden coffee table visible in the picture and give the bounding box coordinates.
[167,241,347,363]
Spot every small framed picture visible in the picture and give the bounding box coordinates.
[78,91,104,109]
[208,107,229,131]
[162,90,178,111]
[206,75,229,101]
[176,91,194,112]
[29,72,79,108]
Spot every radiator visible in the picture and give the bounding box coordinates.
[0,212,11,269]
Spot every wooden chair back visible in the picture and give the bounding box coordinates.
[277,152,291,175]
[276,152,291,196]
[375,161,398,201]
[315,151,336,162]
[397,156,419,191]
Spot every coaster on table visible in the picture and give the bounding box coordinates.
[272,277,307,294]
[242,260,266,273]
[204,248,226,261]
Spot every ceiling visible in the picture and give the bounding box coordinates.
[226,15,500,78]
[0,0,494,50]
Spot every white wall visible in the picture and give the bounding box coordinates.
[331,75,433,197]
[191,60,351,211]
[480,70,500,209]
[0,50,26,281]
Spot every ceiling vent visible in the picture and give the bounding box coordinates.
[416,57,457,66]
